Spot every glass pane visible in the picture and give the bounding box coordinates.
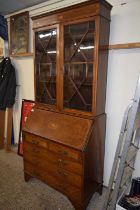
[11,12,29,55]
[35,28,57,105]
[64,20,95,112]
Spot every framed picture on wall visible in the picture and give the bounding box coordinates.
[10,11,29,55]
[0,37,4,57]
[18,99,35,156]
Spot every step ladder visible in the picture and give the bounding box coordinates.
[103,75,140,210]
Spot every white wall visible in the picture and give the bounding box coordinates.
[7,0,140,186]
[104,0,140,185]
[11,58,34,144]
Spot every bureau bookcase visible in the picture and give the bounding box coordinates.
[22,1,112,209]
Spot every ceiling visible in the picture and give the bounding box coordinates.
[0,0,49,15]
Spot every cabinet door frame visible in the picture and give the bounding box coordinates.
[60,16,99,117]
[33,16,100,118]
[33,24,60,110]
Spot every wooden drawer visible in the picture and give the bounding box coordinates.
[23,132,48,149]
[23,132,82,163]
[23,141,83,176]
[24,161,44,179]
[24,161,83,204]
[24,151,82,188]
[48,141,82,163]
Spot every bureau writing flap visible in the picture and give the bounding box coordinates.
[22,108,93,150]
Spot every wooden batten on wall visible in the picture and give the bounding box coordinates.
[5,108,13,151]
[0,111,5,149]
[109,42,140,50]
[0,109,13,151]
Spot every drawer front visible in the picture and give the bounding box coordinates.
[24,161,83,204]
[23,141,83,176]
[23,132,82,163]
[24,161,44,179]
[24,151,82,188]
[23,133,48,149]
[48,142,82,163]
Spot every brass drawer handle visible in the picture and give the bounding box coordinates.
[57,169,68,177]
[58,159,67,166]
[58,159,62,166]
[58,150,68,156]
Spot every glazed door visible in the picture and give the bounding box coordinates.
[63,19,96,113]
[35,25,59,106]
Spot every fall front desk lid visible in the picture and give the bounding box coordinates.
[23,108,93,151]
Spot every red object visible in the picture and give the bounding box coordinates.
[22,102,34,128]
[18,100,35,156]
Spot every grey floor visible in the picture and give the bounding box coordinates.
[0,149,106,210]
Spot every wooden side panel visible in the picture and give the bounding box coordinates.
[91,114,106,184]
[0,110,5,149]
[6,108,13,151]
[96,17,111,115]
[84,114,106,199]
